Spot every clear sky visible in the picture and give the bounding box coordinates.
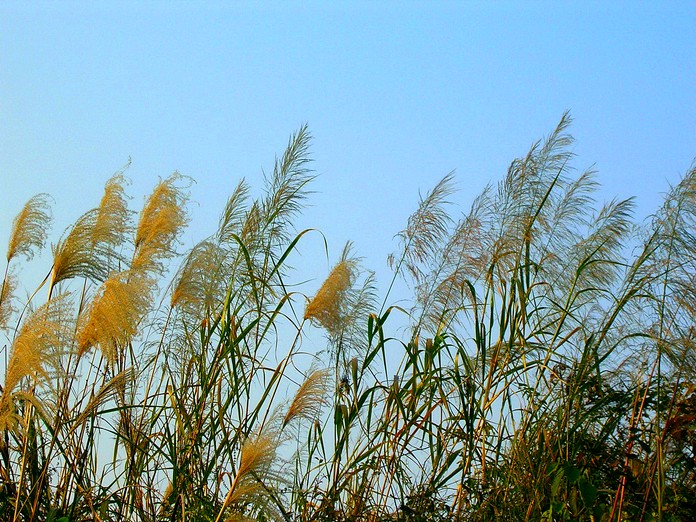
[1,1,695,306]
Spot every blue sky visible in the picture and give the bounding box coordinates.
[1,2,695,306]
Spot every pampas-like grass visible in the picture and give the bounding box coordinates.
[92,171,131,255]
[51,173,132,286]
[51,209,105,285]
[283,368,331,428]
[304,261,352,335]
[217,179,251,245]
[0,294,71,431]
[0,273,17,330]
[76,271,151,364]
[1,121,695,521]
[171,239,224,315]
[6,194,52,263]
[216,431,281,522]
[261,125,314,245]
[388,172,456,284]
[304,244,359,337]
[132,172,189,275]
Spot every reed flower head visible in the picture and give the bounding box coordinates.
[0,294,72,431]
[52,210,102,284]
[93,172,131,254]
[171,240,224,314]
[304,260,353,335]
[77,271,151,364]
[236,434,277,489]
[0,273,17,330]
[6,193,52,263]
[283,368,331,428]
[217,179,251,245]
[220,431,282,518]
[389,172,455,283]
[132,173,189,275]
[52,173,132,285]
[261,125,314,245]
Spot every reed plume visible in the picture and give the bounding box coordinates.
[172,179,250,317]
[6,194,52,263]
[388,172,456,285]
[283,368,331,428]
[217,179,251,245]
[52,173,132,285]
[261,125,314,245]
[304,251,355,336]
[132,173,189,275]
[170,239,224,316]
[0,272,17,330]
[52,210,103,284]
[304,243,376,360]
[76,271,151,364]
[216,431,281,522]
[93,171,131,256]
[0,294,71,431]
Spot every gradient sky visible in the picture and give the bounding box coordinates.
[1,2,695,308]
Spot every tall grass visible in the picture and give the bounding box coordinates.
[1,117,695,521]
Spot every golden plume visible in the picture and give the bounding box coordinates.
[171,240,224,314]
[0,294,72,431]
[132,173,188,275]
[93,172,131,256]
[76,271,151,364]
[283,368,331,428]
[216,431,280,522]
[0,273,17,330]
[52,210,101,284]
[6,194,52,263]
[52,172,132,285]
[304,243,357,336]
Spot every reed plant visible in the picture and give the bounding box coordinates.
[1,116,695,521]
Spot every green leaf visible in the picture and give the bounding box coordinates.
[551,467,565,497]
[578,477,598,506]
[564,463,581,484]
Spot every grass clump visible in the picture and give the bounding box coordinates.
[1,116,695,521]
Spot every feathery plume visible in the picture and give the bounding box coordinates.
[216,431,281,522]
[132,173,189,275]
[6,193,52,263]
[52,172,132,285]
[262,125,314,244]
[234,433,277,494]
[217,179,251,244]
[0,273,17,330]
[237,201,264,266]
[283,368,331,428]
[388,172,456,284]
[52,209,106,285]
[171,240,225,314]
[0,294,72,431]
[76,271,151,364]
[304,250,355,336]
[92,171,132,256]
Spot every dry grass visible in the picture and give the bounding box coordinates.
[1,120,695,521]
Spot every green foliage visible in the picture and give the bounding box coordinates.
[1,117,695,521]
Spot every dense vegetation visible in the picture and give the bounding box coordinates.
[1,115,695,521]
